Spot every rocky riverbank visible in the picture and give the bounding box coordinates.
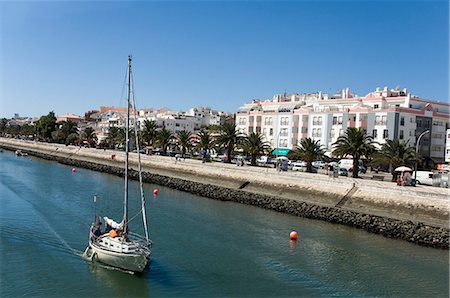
[1,138,448,249]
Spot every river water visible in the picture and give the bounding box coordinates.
[0,150,448,297]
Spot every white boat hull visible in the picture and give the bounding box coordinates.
[85,235,151,273]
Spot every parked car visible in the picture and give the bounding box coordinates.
[257,156,277,166]
[312,161,325,169]
[292,162,318,173]
[291,161,306,171]
[413,171,434,186]
[338,168,349,176]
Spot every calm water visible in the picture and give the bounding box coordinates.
[0,150,448,297]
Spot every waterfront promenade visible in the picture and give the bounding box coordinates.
[1,138,449,231]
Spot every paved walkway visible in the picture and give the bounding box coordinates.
[2,138,449,214]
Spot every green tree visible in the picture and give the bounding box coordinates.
[0,118,8,135]
[175,130,194,158]
[84,110,99,122]
[293,138,326,172]
[80,127,97,147]
[157,128,173,155]
[141,120,158,147]
[19,124,35,137]
[240,132,271,166]
[195,130,213,152]
[371,139,417,180]
[52,121,78,144]
[35,112,57,141]
[215,123,244,163]
[106,127,125,149]
[66,133,79,145]
[332,127,376,178]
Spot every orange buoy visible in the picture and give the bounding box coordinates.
[290,230,298,240]
[109,229,118,238]
[153,188,159,196]
[72,168,76,173]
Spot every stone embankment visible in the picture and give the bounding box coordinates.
[1,138,448,249]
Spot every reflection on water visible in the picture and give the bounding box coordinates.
[0,150,448,297]
[89,263,150,297]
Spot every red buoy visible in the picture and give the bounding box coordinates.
[153,189,159,196]
[72,168,76,173]
[290,230,298,240]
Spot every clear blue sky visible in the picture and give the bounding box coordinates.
[1,0,448,118]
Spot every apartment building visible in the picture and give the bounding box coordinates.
[236,86,450,164]
[93,106,230,135]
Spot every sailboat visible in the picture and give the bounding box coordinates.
[84,56,152,273]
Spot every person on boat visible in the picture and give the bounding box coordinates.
[103,216,123,235]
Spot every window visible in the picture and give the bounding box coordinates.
[312,128,321,137]
[432,145,442,152]
[372,129,378,138]
[417,119,422,127]
[400,116,405,126]
[301,127,308,133]
[375,116,381,125]
[332,116,338,125]
[280,117,289,126]
[280,139,288,147]
[400,130,404,139]
[312,116,322,125]
[238,117,247,125]
[424,120,430,129]
[269,128,273,136]
[381,115,387,125]
[383,129,389,139]
[330,129,335,138]
[339,129,344,136]
[263,128,267,135]
[395,104,400,107]
[280,128,288,137]
[374,104,379,109]
[264,117,273,125]
[338,116,343,124]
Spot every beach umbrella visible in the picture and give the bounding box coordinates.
[394,166,413,172]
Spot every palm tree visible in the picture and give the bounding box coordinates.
[141,119,158,147]
[294,138,325,172]
[80,127,97,147]
[195,130,213,152]
[106,127,125,149]
[372,139,417,180]
[215,123,244,163]
[332,127,376,178]
[175,130,194,158]
[240,132,271,166]
[157,128,173,155]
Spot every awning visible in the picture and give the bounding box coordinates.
[272,148,290,156]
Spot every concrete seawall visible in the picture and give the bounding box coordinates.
[1,138,448,249]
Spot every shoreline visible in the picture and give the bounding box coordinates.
[1,138,448,249]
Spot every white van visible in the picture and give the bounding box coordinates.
[413,171,434,186]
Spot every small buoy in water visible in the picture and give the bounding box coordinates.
[290,230,298,240]
[153,189,159,196]
[72,168,76,173]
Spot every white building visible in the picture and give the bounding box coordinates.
[445,129,450,163]
[236,86,450,165]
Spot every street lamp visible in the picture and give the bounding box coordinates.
[414,129,430,182]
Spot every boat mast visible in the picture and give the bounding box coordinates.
[123,55,132,236]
